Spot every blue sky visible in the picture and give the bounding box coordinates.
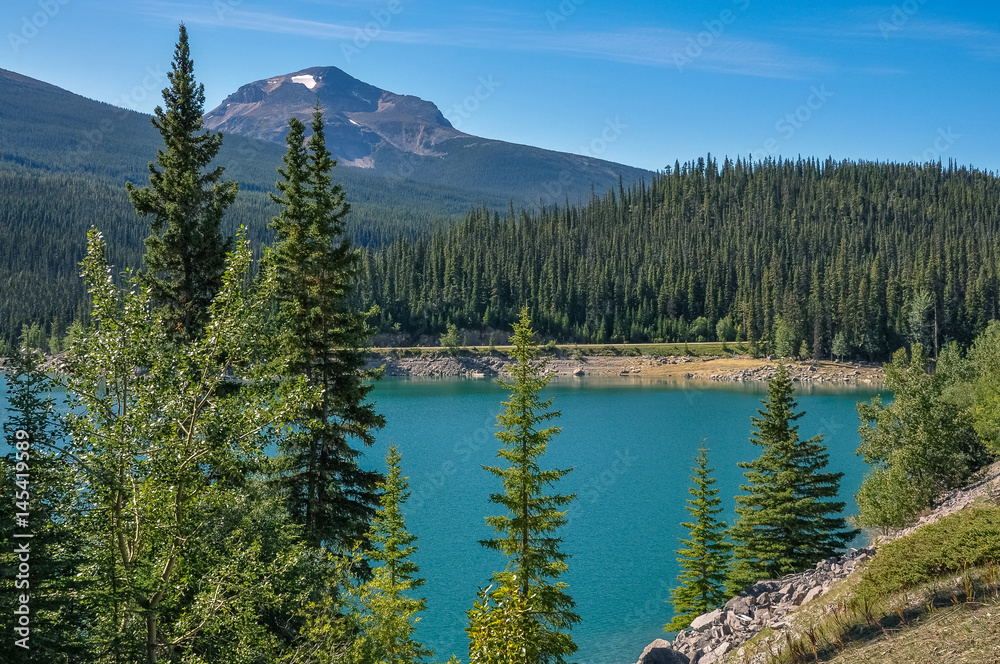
[3,0,999,172]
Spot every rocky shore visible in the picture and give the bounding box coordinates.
[633,460,1000,664]
[636,548,878,664]
[368,351,883,384]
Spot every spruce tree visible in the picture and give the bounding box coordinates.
[269,108,385,553]
[479,308,578,663]
[666,444,730,631]
[126,23,237,340]
[351,446,431,664]
[728,363,856,593]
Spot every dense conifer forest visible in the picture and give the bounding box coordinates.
[355,157,1000,359]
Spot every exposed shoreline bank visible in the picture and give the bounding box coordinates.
[368,351,884,385]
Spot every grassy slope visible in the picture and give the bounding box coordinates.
[727,501,1000,664]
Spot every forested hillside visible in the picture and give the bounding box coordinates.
[0,71,494,343]
[0,67,652,346]
[356,157,1000,359]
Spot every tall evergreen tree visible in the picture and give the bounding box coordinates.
[728,363,856,593]
[666,444,731,631]
[269,108,385,553]
[126,23,237,339]
[479,308,578,663]
[350,445,431,664]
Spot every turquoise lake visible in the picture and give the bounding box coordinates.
[363,377,886,664]
[0,375,886,663]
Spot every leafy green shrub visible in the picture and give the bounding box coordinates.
[860,506,1000,596]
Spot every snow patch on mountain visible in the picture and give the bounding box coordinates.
[291,74,317,90]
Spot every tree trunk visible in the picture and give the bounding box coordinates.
[146,609,157,664]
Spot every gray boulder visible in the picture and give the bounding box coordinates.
[636,639,690,664]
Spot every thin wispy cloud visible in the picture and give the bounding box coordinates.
[520,28,832,79]
[137,2,831,79]
[872,18,1000,58]
[784,9,1000,59]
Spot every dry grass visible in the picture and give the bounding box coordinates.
[729,572,1000,664]
[726,506,1000,664]
[824,597,1000,664]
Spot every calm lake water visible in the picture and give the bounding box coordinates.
[0,375,886,664]
[364,377,886,664]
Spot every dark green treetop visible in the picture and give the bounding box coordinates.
[666,443,731,631]
[351,445,431,664]
[728,363,856,594]
[126,23,238,339]
[268,106,385,553]
[479,308,578,663]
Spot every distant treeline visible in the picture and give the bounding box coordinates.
[355,157,1000,359]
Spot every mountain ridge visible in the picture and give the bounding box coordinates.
[203,65,650,200]
[204,65,467,166]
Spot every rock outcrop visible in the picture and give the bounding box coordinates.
[636,548,876,664]
[634,461,1000,664]
[706,362,880,384]
[370,352,508,378]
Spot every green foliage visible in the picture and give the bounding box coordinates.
[355,159,1000,350]
[907,289,934,349]
[47,327,61,354]
[969,321,1000,455]
[480,308,578,663]
[0,348,91,662]
[856,343,990,529]
[125,24,237,340]
[63,318,84,350]
[467,576,540,664]
[798,340,810,360]
[269,108,385,553]
[831,331,850,361]
[666,444,731,631]
[716,317,737,343]
[774,319,794,358]
[58,229,330,662]
[19,321,45,351]
[440,322,461,351]
[350,446,431,664]
[853,462,926,535]
[859,506,1000,597]
[728,363,856,593]
[690,316,712,342]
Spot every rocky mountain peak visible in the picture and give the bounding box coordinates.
[203,66,464,167]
